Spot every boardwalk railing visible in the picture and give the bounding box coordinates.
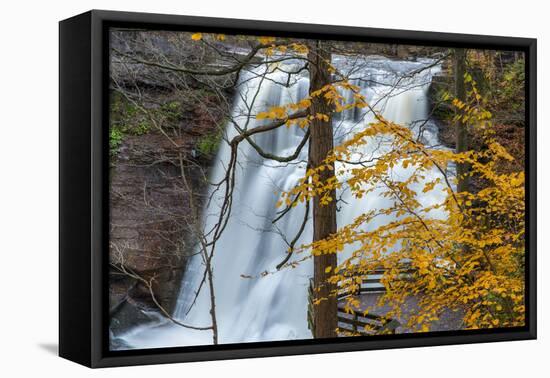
[307,275,401,336]
[336,270,387,299]
[337,303,400,335]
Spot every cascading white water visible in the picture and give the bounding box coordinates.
[115,55,448,349]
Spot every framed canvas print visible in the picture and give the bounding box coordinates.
[59,10,536,368]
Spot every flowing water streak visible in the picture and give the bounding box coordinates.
[115,55,448,350]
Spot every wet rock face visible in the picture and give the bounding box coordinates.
[109,132,188,319]
[108,91,227,335]
[108,30,233,335]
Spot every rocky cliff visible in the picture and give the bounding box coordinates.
[108,85,230,335]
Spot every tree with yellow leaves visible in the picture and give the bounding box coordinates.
[277,68,525,332]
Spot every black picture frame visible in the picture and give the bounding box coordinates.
[59,9,537,368]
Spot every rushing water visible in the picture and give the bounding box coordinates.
[114,55,448,350]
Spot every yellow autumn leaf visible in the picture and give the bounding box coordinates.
[258,36,275,45]
[256,112,269,120]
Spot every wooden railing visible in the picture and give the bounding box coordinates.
[307,275,401,336]
[336,270,387,299]
[337,303,400,335]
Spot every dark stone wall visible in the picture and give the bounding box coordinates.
[108,93,226,335]
[107,29,234,336]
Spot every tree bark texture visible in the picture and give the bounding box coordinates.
[308,41,338,339]
[455,48,469,193]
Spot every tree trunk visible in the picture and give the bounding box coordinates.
[455,48,469,193]
[308,41,338,338]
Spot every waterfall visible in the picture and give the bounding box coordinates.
[115,55,447,350]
